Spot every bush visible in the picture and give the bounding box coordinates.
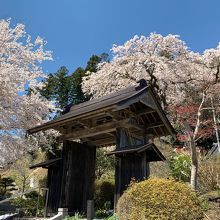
[10,191,44,217]
[169,153,191,182]
[0,177,16,197]
[117,177,204,220]
[94,179,114,210]
[198,156,220,192]
[95,209,109,218]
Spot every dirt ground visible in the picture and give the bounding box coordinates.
[204,201,220,220]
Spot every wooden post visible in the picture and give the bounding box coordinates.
[141,152,147,179]
[60,141,96,214]
[114,128,148,209]
[114,156,121,211]
[87,200,94,220]
[47,160,62,215]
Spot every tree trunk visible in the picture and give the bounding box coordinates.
[211,97,220,153]
[190,140,198,189]
[184,91,206,190]
[21,178,26,198]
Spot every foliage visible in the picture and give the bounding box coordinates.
[95,209,110,218]
[12,155,34,193]
[39,66,89,110]
[82,33,220,106]
[94,179,115,210]
[38,175,47,188]
[104,214,118,220]
[85,54,102,72]
[117,177,204,220]
[82,33,220,190]
[150,139,174,179]
[64,213,83,220]
[198,156,220,192]
[40,66,72,110]
[2,150,47,194]
[169,153,191,182]
[0,177,16,196]
[0,19,54,165]
[69,67,89,105]
[95,148,115,179]
[10,191,44,217]
[39,53,108,114]
[95,209,116,219]
[38,54,108,156]
[173,104,215,150]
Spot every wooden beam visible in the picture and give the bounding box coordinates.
[158,126,166,136]
[140,93,176,138]
[107,132,116,137]
[136,109,156,116]
[60,118,147,141]
[87,137,115,146]
[28,106,116,134]
[150,112,157,121]
[76,120,92,128]
[106,112,125,121]
[124,108,156,123]
[147,121,164,129]
[128,132,143,140]
[56,127,66,134]
[127,117,145,131]
[60,119,127,141]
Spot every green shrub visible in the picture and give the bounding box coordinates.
[169,153,191,182]
[96,148,115,180]
[117,177,204,220]
[0,177,16,196]
[95,209,109,218]
[64,213,83,220]
[104,214,118,220]
[94,179,114,209]
[10,191,44,217]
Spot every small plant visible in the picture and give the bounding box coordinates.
[169,153,191,182]
[95,209,109,218]
[104,213,118,220]
[64,212,83,220]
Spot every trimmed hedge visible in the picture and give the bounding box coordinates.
[117,177,204,220]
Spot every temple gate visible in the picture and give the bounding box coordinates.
[29,80,175,216]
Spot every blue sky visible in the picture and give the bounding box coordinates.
[1,0,220,74]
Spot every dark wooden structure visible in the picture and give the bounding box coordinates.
[28,81,175,215]
[30,158,62,215]
[30,142,96,215]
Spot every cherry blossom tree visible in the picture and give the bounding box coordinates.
[83,34,201,107]
[0,19,54,165]
[82,33,220,189]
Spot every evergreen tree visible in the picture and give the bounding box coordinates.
[39,54,108,114]
[69,67,89,105]
[0,177,16,196]
[85,54,102,72]
[40,66,71,110]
